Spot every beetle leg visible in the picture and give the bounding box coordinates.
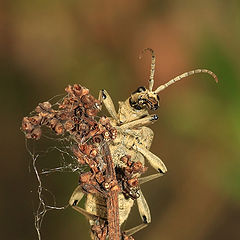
[69,186,106,221]
[98,89,118,121]
[69,185,85,206]
[133,143,167,174]
[139,173,163,185]
[71,206,102,221]
[119,114,158,130]
[124,190,150,236]
[124,223,148,236]
[137,189,151,224]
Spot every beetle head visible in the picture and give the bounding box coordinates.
[129,86,159,111]
[129,48,218,112]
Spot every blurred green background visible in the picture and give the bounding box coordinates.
[1,0,240,239]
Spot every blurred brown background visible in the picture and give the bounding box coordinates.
[1,0,240,239]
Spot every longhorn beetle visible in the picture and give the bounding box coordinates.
[69,48,218,237]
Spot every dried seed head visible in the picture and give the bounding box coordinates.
[92,135,103,143]
[21,117,34,132]
[81,94,94,105]
[64,120,75,131]
[127,178,138,187]
[55,123,64,135]
[49,118,58,129]
[29,115,42,125]
[86,108,98,117]
[79,172,92,183]
[35,105,42,113]
[73,84,83,96]
[65,85,74,94]
[81,87,89,96]
[39,101,52,111]
[58,112,68,121]
[31,127,42,140]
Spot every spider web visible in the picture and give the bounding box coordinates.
[24,94,89,240]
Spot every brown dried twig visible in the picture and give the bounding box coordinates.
[102,143,121,240]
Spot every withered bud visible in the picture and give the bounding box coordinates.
[81,94,95,105]
[22,117,34,132]
[92,135,103,143]
[78,123,89,132]
[124,166,133,177]
[49,118,58,128]
[39,102,52,111]
[55,123,64,135]
[132,162,142,171]
[80,144,93,156]
[81,87,89,96]
[58,112,68,121]
[86,108,98,117]
[73,84,83,96]
[31,127,42,140]
[64,120,75,131]
[79,172,92,183]
[83,118,97,127]
[39,111,52,118]
[132,161,147,173]
[59,98,70,109]
[35,105,42,113]
[25,133,32,139]
[28,115,42,125]
[65,85,74,95]
[127,178,139,187]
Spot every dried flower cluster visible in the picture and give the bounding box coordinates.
[21,84,102,141]
[21,84,144,240]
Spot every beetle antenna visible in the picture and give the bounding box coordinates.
[154,69,218,93]
[139,48,156,91]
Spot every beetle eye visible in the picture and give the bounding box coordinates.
[132,86,146,94]
[137,86,146,92]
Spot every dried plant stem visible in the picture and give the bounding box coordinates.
[102,143,121,240]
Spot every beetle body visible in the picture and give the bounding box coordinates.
[69,48,218,238]
[85,98,155,227]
